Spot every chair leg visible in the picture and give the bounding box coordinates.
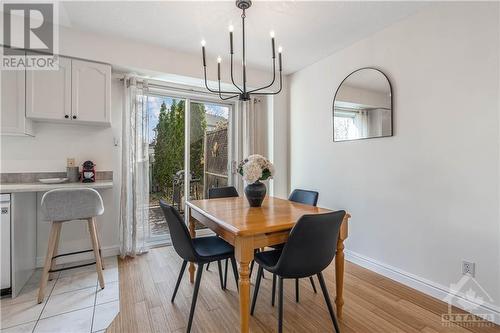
[317,272,341,333]
[88,218,105,289]
[217,260,225,290]
[223,258,229,289]
[250,266,264,315]
[206,262,210,271]
[171,260,187,302]
[249,260,254,278]
[95,227,105,270]
[309,276,317,293]
[271,273,276,306]
[295,278,299,302]
[278,276,284,333]
[187,263,204,333]
[38,222,61,303]
[230,257,239,292]
[49,223,62,281]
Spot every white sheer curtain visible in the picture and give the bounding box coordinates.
[236,97,270,191]
[354,110,369,138]
[241,99,256,158]
[241,96,268,156]
[119,76,149,257]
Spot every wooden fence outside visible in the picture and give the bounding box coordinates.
[204,127,228,197]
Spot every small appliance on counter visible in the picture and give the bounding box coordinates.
[81,160,96,183]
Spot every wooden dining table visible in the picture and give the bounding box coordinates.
[186,196,350,333]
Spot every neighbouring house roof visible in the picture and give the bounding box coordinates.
[206,114,227,129]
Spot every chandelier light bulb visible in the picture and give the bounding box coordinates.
[201,40,206,47]
[217,56,222,63]
[278,46,283,53]
[229,25,234,32]
[270,30,275,38]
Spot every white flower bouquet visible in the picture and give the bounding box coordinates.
[237,154,274,184]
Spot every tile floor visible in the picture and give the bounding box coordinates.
[0,257,120,333]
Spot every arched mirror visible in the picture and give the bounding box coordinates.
[333,68,393,142]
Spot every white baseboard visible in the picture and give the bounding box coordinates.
[345,250,500,325]
[36,245,120,268]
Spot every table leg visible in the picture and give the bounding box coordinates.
[335,216,349,319]
[235,237,254,333]
[188,214,196,284]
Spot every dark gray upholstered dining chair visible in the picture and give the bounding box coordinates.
[251,210,346,333]
[269,189,320,304]
[160,200,239,333]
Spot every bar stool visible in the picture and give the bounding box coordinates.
[37,188,105,303]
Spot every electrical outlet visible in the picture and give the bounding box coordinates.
[462,261,475,277]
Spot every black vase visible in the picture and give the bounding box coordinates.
[244,181,266,207]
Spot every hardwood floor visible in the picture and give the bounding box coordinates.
[107,246,499,333]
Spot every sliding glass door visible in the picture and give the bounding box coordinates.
[146,92,234,243]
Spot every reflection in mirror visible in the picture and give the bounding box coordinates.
[333,68,392,141]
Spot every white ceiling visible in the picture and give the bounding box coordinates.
[60,1,428,74]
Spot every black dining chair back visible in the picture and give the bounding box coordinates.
[251,210,346,333]
[159,200,198,263]
[276,210,345,278]
[208,186,239,199]
[288,189,319,206]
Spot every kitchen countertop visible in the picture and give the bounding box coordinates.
[0,180,113,193]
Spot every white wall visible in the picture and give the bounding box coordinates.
[268,77,290,199]
[289,1,500,317]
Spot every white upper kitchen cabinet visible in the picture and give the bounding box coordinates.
[0,70,34,136]
[26,56,71,121]
[71,59,111,125]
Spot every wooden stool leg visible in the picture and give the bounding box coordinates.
[95,224,105,270]
[49,224,62,281]
[88,217,105,289]
[38,222,61,303]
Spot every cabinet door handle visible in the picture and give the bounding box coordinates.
[64,115,69,119]
[72,115,77,119]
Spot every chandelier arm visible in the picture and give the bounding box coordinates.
[248,58,276,94]
[220,93,240,101]
[218,78,239,100]
[230,54,244,93]
[252,70,282,95]
[204,66,240,95]
[203,66,219,93]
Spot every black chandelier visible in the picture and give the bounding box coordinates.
[200,0,283,101]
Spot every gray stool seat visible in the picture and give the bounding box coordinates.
[41,188,104,222]
[37,188,106,303]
